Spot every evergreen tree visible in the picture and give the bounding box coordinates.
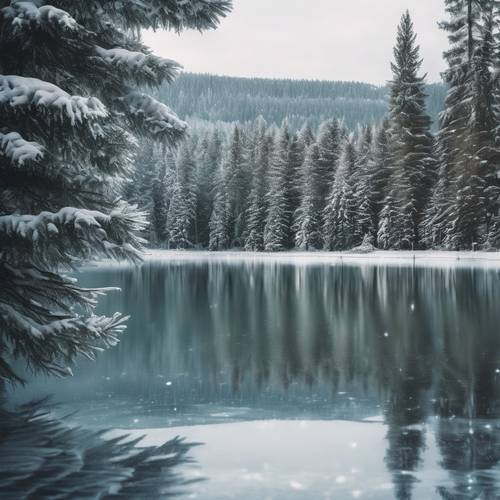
[298,122,316,149]
[383,11,435,250]
[294,143,322,249]
[354,125,375,244]
[245,126,271,251]
[264,125,292,251]
[209,167,231,250]
[430,0,500,249]
[224,126,249,246]
[150,148,170,244]
[167,143,197,249]
[421,141,451,248]
[316,119,342,212]
[377,193,400,250]
[194,127,223,247]
[368,119,391,246]
[0,0,230,384]
[323,134,358,250]
[285,133,304,247]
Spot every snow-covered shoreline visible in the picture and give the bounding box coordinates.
[83,249,500,270]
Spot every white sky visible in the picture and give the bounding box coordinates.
[143,0,448,85]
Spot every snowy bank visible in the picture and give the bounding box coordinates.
[142,249,500,268]
[81,249,500,270]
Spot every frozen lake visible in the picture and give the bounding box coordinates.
[16,252,500,499]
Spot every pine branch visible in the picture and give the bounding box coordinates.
[0,204,147,268]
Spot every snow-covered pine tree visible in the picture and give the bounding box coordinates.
[209,166,231,250]
[383,10,435,250]
[368,119,391,247]
[316,119,342,213]
[377,193,400,250]
[323,134,358,250]
[167,142,197,248]
[125,140,175,244]
[294,143,322,250]
[224,125,249,247]
[264,124,292,251]
[0,0,231,384]
[353,125,375,244]
[150,148,170,245]
[245,122,271,251]
[285,133,304,247]
[430,0,500,249]
[194,127,222,247]
[298,122,316,150]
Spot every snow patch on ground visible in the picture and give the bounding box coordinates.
[84,249,500,270]
[143,249,500,268]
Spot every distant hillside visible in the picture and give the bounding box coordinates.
[158,72,447,130]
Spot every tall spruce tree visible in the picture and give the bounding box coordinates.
[209,166,231,250]
[167,142,197,248]
[429,0,500,249]
[354,125,375,244]
[367,119,391,246]
[286,133,304,247]
[245,125,271,251]
[150,148,170,244]
[377,193,400,250]
[294,143,322,249]
[316,119,342,213]
[298,122,316,150]
[264,124,292,251]
[383,11,435,250]
[225,125,249,247]
[194,127,223,247]
[0,0,231,385]
[323,134,358,250]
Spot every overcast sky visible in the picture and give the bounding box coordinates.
[143,0,448,85]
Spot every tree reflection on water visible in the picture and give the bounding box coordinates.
[18,258,500,499]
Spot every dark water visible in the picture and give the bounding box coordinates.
[17,254,500,499]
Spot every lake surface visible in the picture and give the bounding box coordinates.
[17,253,500,499]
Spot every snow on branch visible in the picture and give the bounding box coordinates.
[124,92,187,141]
[62,0,232,31]
[0,75,107,125]
[0,261,129,383]
[1,2,78,33]
[95,46,181,85]
[0,204,147,267]
[1,302,124,355]
[0,131,44,166]
[0,304,126,380]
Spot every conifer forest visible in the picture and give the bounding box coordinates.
[1,1,500,499]
[131,9,500,253]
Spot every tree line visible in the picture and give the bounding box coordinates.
[129,5,500,252]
